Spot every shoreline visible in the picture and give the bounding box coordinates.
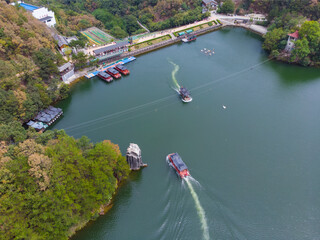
[68,180,120,239]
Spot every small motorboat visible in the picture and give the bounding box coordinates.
[166,153,190,178]
[179,87,192,103]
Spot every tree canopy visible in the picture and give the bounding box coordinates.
[0,130,130,239]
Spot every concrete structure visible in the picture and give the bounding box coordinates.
[285,30,299,52]
[58,62,75,83]
[11,1,56,27]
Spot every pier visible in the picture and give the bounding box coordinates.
[85,56,136,79]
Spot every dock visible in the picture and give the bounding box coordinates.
[26,106,63,132]
[85,56,136,79]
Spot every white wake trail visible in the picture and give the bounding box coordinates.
[184,177,210,240]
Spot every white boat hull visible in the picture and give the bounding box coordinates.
[181,96,193,103]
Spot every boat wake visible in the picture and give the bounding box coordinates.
[169,60,181,91]
[183,176,210,240]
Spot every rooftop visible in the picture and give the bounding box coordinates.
[288,30,299,39]
[19,2,39,11]
[202,0,218,4]
[58,62,72,72]
[54,35,68,48]
[93,41,128,55]
[39,16,53,22]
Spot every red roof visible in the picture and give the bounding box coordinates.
[288,30,299,39]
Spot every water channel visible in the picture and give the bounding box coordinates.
[53,28,320,240]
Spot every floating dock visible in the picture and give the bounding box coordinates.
[85,56,136,79]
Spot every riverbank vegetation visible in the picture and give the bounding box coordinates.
[234,0,320,66]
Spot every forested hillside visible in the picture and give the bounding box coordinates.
[0,2,69,126]
[27,0,209,38]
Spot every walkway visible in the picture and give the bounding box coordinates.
[137,20,150,33]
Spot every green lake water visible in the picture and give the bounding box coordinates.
[53,28,320,240]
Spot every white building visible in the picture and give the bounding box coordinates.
[11,1,56,27]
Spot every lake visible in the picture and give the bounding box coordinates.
[53,28,320,240]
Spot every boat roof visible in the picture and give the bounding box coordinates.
[107,68,118,73]
[98,71,111,78]
[180,87,190,96]
[116,64,127,70]
[171,153,188,171]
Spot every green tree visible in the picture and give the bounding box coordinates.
[111,26,128,39]
[299,21,320,52]
[291,37,311,64]
[72,52,89,69]
[219,0,235,14]
[0,121,27,143]
[263,28,287,52]
[33,48,59,82]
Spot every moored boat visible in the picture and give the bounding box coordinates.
[97,71,113,83]
[106,67,121,79]
[179,87,192,103]
[181,35,197,43]
[166,153,190,178]
[115,64,130,75]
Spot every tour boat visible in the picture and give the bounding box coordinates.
[115,64,130,75]
[166,153,190,178]
[181,35,197,43]
[179,87,192,103]
[106,67,121,79]
[97,71,113,83]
